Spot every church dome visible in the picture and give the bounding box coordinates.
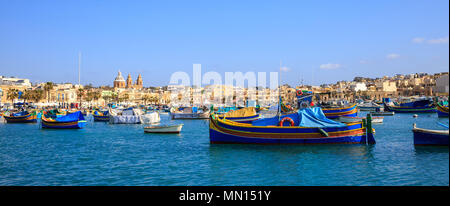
[114,71,125,82]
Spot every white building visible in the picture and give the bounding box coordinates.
[350,82,367,92]
[0,76,31,87]
[434,74,449,94]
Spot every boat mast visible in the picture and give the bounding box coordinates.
[78,51,81,87]
[278,61,282,121]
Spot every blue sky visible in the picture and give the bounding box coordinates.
[0,0,448,87]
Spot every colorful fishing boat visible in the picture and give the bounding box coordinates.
[144,124,183,133]
[218,107,261,123]
[3,111,37,123]
[321,104,358,119]
[41,111,86,129]
[412,123,449,146]
[436,103,449,118]
[209,107,375,144]
[384,98,436,113]
[93,110,110,122]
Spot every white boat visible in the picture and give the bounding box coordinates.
[144,124,183,133]
[109,108,160,124]
[338,116,383,123]
[357,102,382,111]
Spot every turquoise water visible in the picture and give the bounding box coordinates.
[0,112,448,186]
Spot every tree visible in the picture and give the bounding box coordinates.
[43,82,54,103]
[92,91,101,103]
[142,94,150,105]
[21,90,31,103]
[77,88,85,107]
[31,89,44,103]
[7,88,19,104]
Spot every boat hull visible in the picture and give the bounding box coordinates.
[413,128,449,146]
[171,112,209,119]
[209,116,375,144]
[3,113,37,123]
[338,116,383,123]
[322,104,358,119]
[144,124,183,133]
[219,114,260,123]
[93,115,109,122]
[370,112,395,116]
[41,120,86,129]
[436,104,449,118]
[358,106,381,111]
[385,104,436,113]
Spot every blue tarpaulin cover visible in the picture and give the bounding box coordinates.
[252,107,346,127]
[13,111,29,116]
[55,111,84,122]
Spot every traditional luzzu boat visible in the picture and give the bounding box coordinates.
[321,104,358,119]
[412,123,449,146]
[217,107,260,123]
[41,111,86,129]
[93,110,110,122]
[209,107,375,144]
[436,103,449,118]
[384,98,436,113]
[3,111,37,123]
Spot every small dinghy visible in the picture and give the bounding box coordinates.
[338,116,383,123]
[144,124,183,134]
[370,111,395,116]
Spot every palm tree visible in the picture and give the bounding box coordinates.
[31,89,44,103]
[43,82,54,103]
[92,91,101,106]
[7,88,19,104]
[77,88,85,108]
[142,94,150,105]
[21,90,31,103]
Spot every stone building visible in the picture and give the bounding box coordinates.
[113,71,143,89]
[113,71,126,88]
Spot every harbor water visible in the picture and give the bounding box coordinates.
[0,112,448,186]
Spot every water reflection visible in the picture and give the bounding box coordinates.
[414,146,449,155]
[207,144,377,185]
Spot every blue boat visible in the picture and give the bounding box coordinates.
[41,111,86,129]
[209,107,375,144]
[93,110,110,122]
[384,98,436,113]
[412,123,448,146]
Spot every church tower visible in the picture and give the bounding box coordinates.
[113,70,126,88]
[135,74,143,89]
[126,74,133,88]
